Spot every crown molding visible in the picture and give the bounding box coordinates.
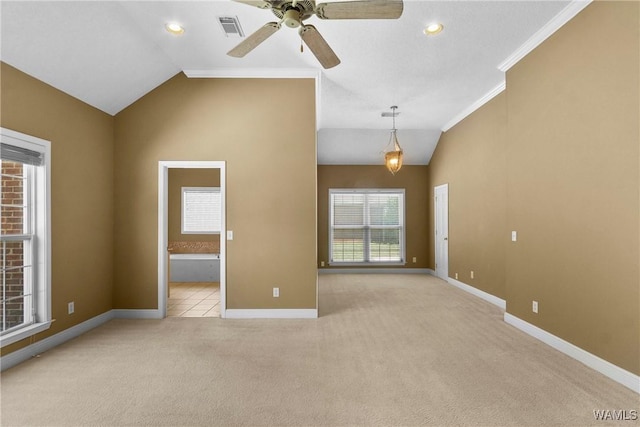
[498,0,593,72]
[441,81,506,132]
[442,0,592,133]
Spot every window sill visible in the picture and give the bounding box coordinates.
[328,262,406,267]
[0,321,51,348]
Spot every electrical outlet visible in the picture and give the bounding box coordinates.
[470,271,474,279]
[273,287,279,298]
[320,261,325,267]
[412,257,417,263]
[455,273,458,280]
[68,301,74,314]
[532,301,538,313]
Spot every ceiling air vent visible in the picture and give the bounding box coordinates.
[218,16,244,38]
[381,111,400,118]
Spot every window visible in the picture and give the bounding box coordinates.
[329,189,405,264]
[182,187,221,234]
[0,128,51,347]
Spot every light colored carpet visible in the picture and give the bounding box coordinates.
[1,274,638,426]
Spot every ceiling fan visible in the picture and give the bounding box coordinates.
[228,0,404,69]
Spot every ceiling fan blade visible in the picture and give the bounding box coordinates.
[227,22,280,58]
[315,0,403,20]
[232,0,272,9]
[300,25,340,69]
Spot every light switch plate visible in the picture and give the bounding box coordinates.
[227,230,233,240]
[511,231,517,242]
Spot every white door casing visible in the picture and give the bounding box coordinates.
[158,161,226,318]
[434,184,449,280]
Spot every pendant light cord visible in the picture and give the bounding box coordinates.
[391,106,397,131]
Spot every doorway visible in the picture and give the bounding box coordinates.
[434,184,449,280]
[158,161,226,319]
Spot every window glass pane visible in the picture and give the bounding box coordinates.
[1,161,27,235]
[1,240,32,332]
[0,295,27,332]
[369,193,401,226]
[0,240,24,267]
[369,228,401,261]
[332,194,364,226]
[1,206,26,235]
[331,229,365,262]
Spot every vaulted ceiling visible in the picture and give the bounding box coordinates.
[1,1,585,164]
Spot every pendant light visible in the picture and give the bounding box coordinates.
[384,106,403,175]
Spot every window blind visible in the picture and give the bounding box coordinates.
[1,143,44,166]
[182,187,221,234]
[329,189,404,264]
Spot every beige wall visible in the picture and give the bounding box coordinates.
[505,1,639,374]
[428,94,507,299]
[0,62,114,355]
[114,74,317,310]
[318,165,430,269]
[428,1,639,375]
[168,168,220,244]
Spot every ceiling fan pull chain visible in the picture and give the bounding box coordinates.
[298,26,304,53]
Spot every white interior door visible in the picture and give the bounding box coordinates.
[434,184,449,280]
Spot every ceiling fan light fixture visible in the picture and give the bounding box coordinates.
[424,22,444,36]
[283,9,302,28]
[165,22,185,35]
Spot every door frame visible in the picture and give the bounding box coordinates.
[158,161,226,318]
[434,183,449,280]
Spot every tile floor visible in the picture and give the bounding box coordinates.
[167,282,220,318]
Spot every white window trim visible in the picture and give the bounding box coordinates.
[328,188,406,266]
[181,186,221,235]
[0,128,51,348]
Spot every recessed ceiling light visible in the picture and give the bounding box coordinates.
[165,22,185,35]
[424,23,444,36]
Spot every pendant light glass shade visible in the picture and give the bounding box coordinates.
[385,130,403,175]
[384,106,403,175]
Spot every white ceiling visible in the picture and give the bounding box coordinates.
[0,0,579,165]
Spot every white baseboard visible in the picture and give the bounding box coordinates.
[447,277,507,310]
[319,268,432,275]
[112,309,162,319]
[225,309,318,319]
[504,313,640,394]
[0,310,114,372]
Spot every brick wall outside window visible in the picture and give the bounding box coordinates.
[1,160,25,331]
